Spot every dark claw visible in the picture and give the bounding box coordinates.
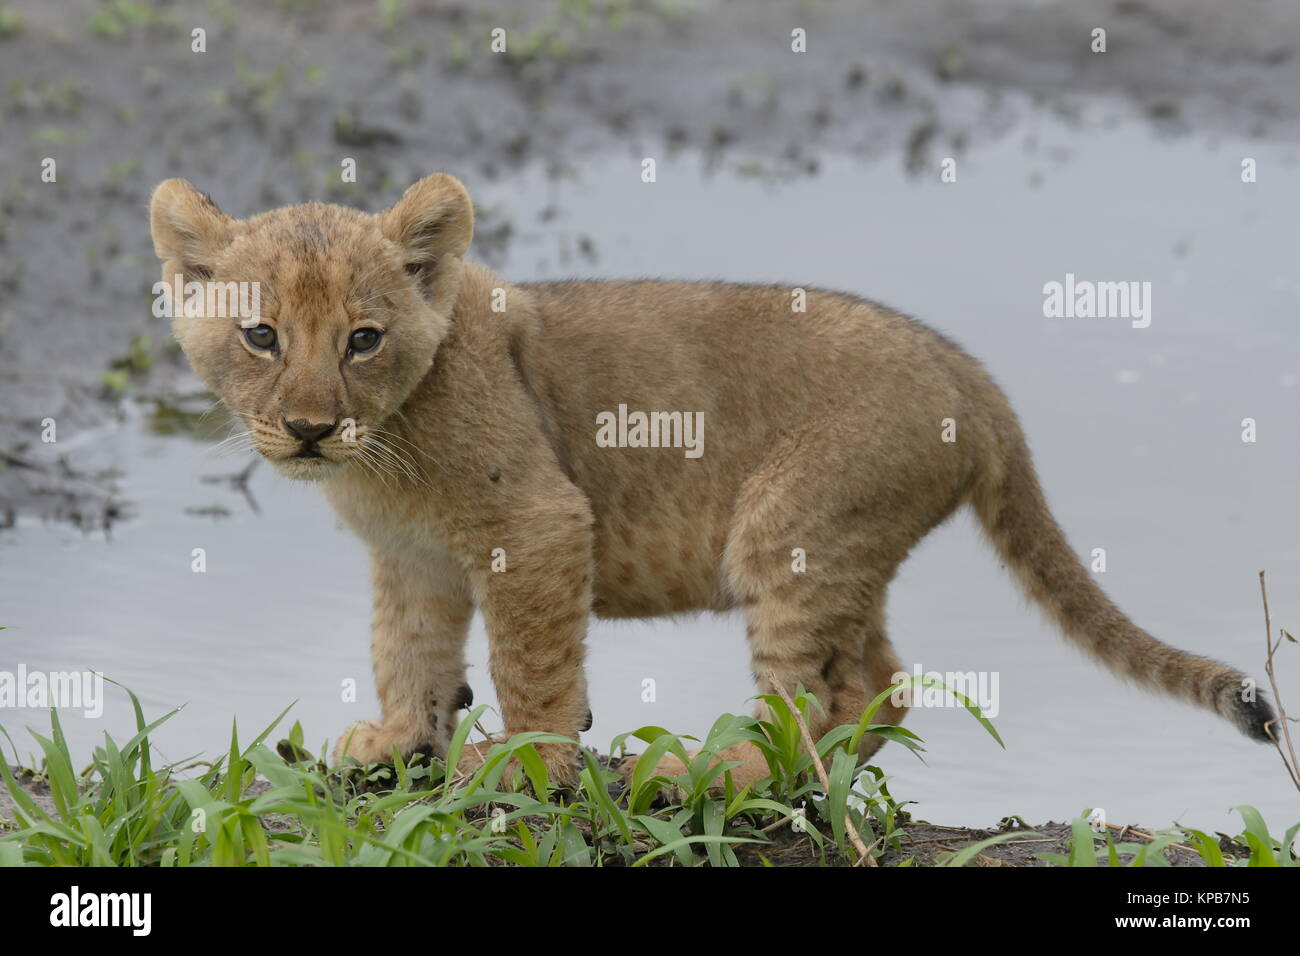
[579,709,593,732]
[455,683,474,710]
[401,743,436,765]
[276,738,312,764]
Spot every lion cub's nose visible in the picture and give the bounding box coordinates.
[283,418,337,442]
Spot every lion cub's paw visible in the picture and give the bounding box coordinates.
[457,738,581,791]
[616,751,692,802]
[618,744,771,798]
[331,720,434,766]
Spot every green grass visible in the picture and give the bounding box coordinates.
[482,0,645,68]
[1028,807,1300,868]
[0,4,23,39]
[87,0,164,40]
[0,679,1294,867]
[98,332,153,393]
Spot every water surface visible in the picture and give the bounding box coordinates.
[3,117,1298,832]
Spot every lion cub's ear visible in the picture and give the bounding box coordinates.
[376,173,474,276]
[149,179,237,280]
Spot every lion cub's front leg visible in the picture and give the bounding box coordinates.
[468,495,595,787]
[332,548,474,766]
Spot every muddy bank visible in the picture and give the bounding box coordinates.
[0,763,1232,866]
[1,0,1299,528]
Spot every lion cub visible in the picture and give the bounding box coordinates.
[149,173,1275,786]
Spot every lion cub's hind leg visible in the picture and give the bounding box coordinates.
[719,436,920,779]
[619,460,917,792]
[617,577,908,791]
[719,574,909,788]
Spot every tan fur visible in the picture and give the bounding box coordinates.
[149,174,1276,787]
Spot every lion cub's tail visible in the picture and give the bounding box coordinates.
[969,427,1276,743]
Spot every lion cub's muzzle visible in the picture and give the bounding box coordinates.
[283,417,338,459]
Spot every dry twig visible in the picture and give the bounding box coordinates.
[1258,572,1300,791]
[767,671,876,866]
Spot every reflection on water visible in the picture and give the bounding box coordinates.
[3,117,1298,832]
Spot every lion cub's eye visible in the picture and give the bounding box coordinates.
[243,324,277,351]
[349,328,382,354]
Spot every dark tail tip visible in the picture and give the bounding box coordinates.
[1228,691,1278,743]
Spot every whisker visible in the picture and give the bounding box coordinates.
[194,398,227,426]
[351,442,396,491]
[363,434,434,492]
[208,428,256,459]
[368,426,442,468]
[364,437,419,484]
[351,286,408,308]
[369,433,431,481]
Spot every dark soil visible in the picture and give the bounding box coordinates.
[2,0,1298,528]
[1,763,1244,866]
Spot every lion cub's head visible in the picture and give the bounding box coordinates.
[149,174,473,480]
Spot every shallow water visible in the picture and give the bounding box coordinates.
[3,116,1298,833]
